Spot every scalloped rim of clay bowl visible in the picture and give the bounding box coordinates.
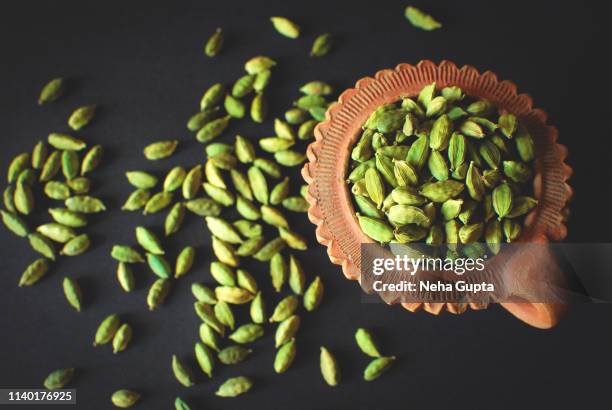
[301,60,573,329]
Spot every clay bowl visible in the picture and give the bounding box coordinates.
[301,60,573,329]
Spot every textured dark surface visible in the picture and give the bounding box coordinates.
[0,0,610,409]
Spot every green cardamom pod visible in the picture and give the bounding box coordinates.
[7,153,29,183]
[212,236,240,267]
[112,323,133,354]
[270,295,298,323]
[175,397,193,410]
[304,276,324,311]
[253,237,285,261]
[235,135,256,163]
[254,157,282,178]
[93,314,120,346]
[247,166,269,205]
[165,202,186,236]
[479,140,501,169]
[282,196,309,213]
[61,150,79,180]
[163,166,186,192]
[229,323,264,344]
[419,180,464,203]
[274,150,306,167]
[195,302,225,335]
[288,255,306,295]
[215,376,253,398]
[214,300,235,329]
[19,258,50,287]
[136,226,164,255]
[192,283,217,304]
[48,133,86,152]
[320,346,340,386]
[251,92,267,123]
[499,113,518,138]
[37,223,76,243]
[147,279,171,310]
[28,233,56,260]
[270,253,287,292]
[216,286,254,305]
[248,291,267,325]
[62,277,82,311]
[405,6,442,31]
[225,94,246,118]
[515,125,535,162]
[199,323,221,351]
[357,214,394,243]
[206,216,243,244]
[230,169,254,200]
[236,269,258,293]
[143,140,178,160]
[310,33,333,57]
[485,219,502,254]
[387,204,431,227]
[111,389,140,408]
[245,56,276,75]
[172,355,195,387]
[14,181,34,215]
[61,233,90,256]
[122,189,150,211]
[459,120,485,138]
[187,108,220,131]
[175,246,195,278]
[253,69,271,92]
[275,315,300,348]
[111,245,144,263]
[68,105,96,130]
[428,150,449,181]
[203,182,235,207]
[355,328,382,357]
[197,116,231,143]
[270,16,300,38]
[3,186,16,213]
[218,345,252,365]
[65,195,106,213]
[503,219,522,242]
[1,209,28,237]
[204,27,224,57]
[43,368,74,390]
[364,356,396,381]
[279,227,308,250]
[116,262,135,292]
[492,183,513,219]
[507,196,538,218]
[465,162,485,201]
[38,77,64,105]
[200,83,224,110]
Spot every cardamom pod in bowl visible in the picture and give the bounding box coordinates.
[302,60,573,329]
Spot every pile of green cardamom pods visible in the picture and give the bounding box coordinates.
[1,7,459,407]
[349,82,538,258]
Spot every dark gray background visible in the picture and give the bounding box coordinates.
[1,0,611,409]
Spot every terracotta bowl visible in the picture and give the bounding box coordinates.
[301,60,573,329]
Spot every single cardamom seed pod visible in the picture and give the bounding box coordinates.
[93,314,120,346]
[111,245,144,263]
[196,303,225,335]
[254,157,282,178]
[303,276,324,311]
[231,169,254,201]
[172,355,195,387]
[143,140,178,160]
[310,33,333,57]
[37,223,76,243]
[428,150,449,181]
[499,113,518,138]
[112,323,133,354]
[252,237,285,261]
[206,216,243,244]
[364,356,396,381]
[269,295,299,323]
[39,150,61,182]
[199,323,221,351]
[269,253,287,292]
[275,315,300,348]
[38,77,64,105]
[320,346,340,386]
[247,166,269,205]
[282,196,309,213]
[175,397,193,410]
[480,140,501,169]
[492,183,513,219]
[192,284,217,304]
[212,237,240,267]
[163,166,186,192]
[187,107,220,131]
[136,226,164,255]
[175,246,195,278]
[111,389,140,408]
[253,69,271,92]
[116,262,135,292]
[215,376,253,398]
[485,219,502,254]
[18,258,50,287]
[236,269,258,293]
[214,300,235,329]
[65,195,106,213]
[250,291,267,324]
[225,94,247,119]
[62,277,83,311]
[355,328,382,357]
[466,162,485,201]
[356,214,394,243]
[459,120,485,138]
[270,16,300,38]
[364,168,385,208]
[507,196,538,218]
[216,286,254,305]
[195,342,214,378]
[515,125,535,162]
[275,338,297,373]
[196,116,231,143]
[147,279,171,310]
[235,135,256,163]
[68,105,96,130]
[204,27,223,57]
[503,219,522,242]
[405,6,442,31]
[165,202,186,236]
[229,323,264,344]
[245,56,276,75]
[218,345,252,365]
[28,233,56,260]
[122,189,150,211]
[43,368,74,390]
[61,233,91,256]
[1,209,29,237]
[200,83,224,110]
[288,255,306,295]
[48,133,86,151]
[251,92,267,123]
[14,181,34,215]
[387,205,431,227]
[7,152,30,183]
